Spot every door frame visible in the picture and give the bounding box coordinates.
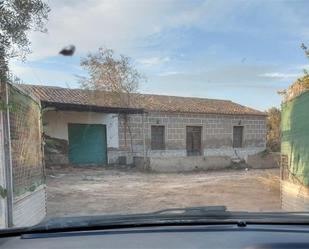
[150,125,166,150]
[232,125,244,148]
[186,126,202,156]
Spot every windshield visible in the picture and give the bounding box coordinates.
[0,0,308,229]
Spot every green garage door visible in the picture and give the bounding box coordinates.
[68,124,107,165]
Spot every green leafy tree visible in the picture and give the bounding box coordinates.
[296,43,309,88]
[266,107,281,152]
[0,0,50,73]
[284,44,309,101]
[301,43,309,61]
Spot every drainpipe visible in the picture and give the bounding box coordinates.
[1,80,13,227]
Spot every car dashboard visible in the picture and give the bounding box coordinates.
[1,224,309,249]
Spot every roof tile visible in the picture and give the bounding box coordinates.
[17,84,266,116]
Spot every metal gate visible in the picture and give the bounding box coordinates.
[1,79,45,227]
[68,124,107,165]
[8,83,44,196]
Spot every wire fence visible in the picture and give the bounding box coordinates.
[280,154,308,186]
[7,78,44,197]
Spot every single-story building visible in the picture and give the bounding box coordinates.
[20,84,267,172]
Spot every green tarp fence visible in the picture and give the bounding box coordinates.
[281,90,309,185]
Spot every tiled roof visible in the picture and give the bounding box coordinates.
[17,84,266,116]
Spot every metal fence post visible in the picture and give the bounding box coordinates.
[1,80,14,227]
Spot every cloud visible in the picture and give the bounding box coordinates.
[137,56,170,66]
[25,0,260,61]
[9,63,78,87]
[296,64,309,71]
[151,64,304,94]
[259,72,300,80]
[167,0,252,32]
[157,71,185,76]
[26,0,183,60]
[12,0,309,63]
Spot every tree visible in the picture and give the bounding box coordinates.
[284,44,309,100]
[301,43,309,62]
[298,43,309,87]
[80,48,142,90]
[266,107,281,152]
[0,0,50,73]
[79,47,145,153]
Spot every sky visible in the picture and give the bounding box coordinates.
[9,0,309,111]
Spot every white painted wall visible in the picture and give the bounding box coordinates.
[44,111,119,148]
[13,186,46,227]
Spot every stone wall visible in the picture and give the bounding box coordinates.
[118,112,266,163]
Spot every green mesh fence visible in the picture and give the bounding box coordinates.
[8,84,44,196]
[281,90,309,185]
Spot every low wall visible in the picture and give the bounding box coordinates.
[134,150,278,173]
[247,152,280,169]
[13,185,46,227]
[108,149,134,165]
[150,156,232,172]
[140,147,265,159]
[281,180,309,211]
[45,152,69,166]
[135,156,231,173]
[204,147,265,161]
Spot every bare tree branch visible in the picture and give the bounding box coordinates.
[79,47,146,153]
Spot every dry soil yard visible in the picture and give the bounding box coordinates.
[46,167,281,218]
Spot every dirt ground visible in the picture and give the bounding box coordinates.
[46,167,281,218]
